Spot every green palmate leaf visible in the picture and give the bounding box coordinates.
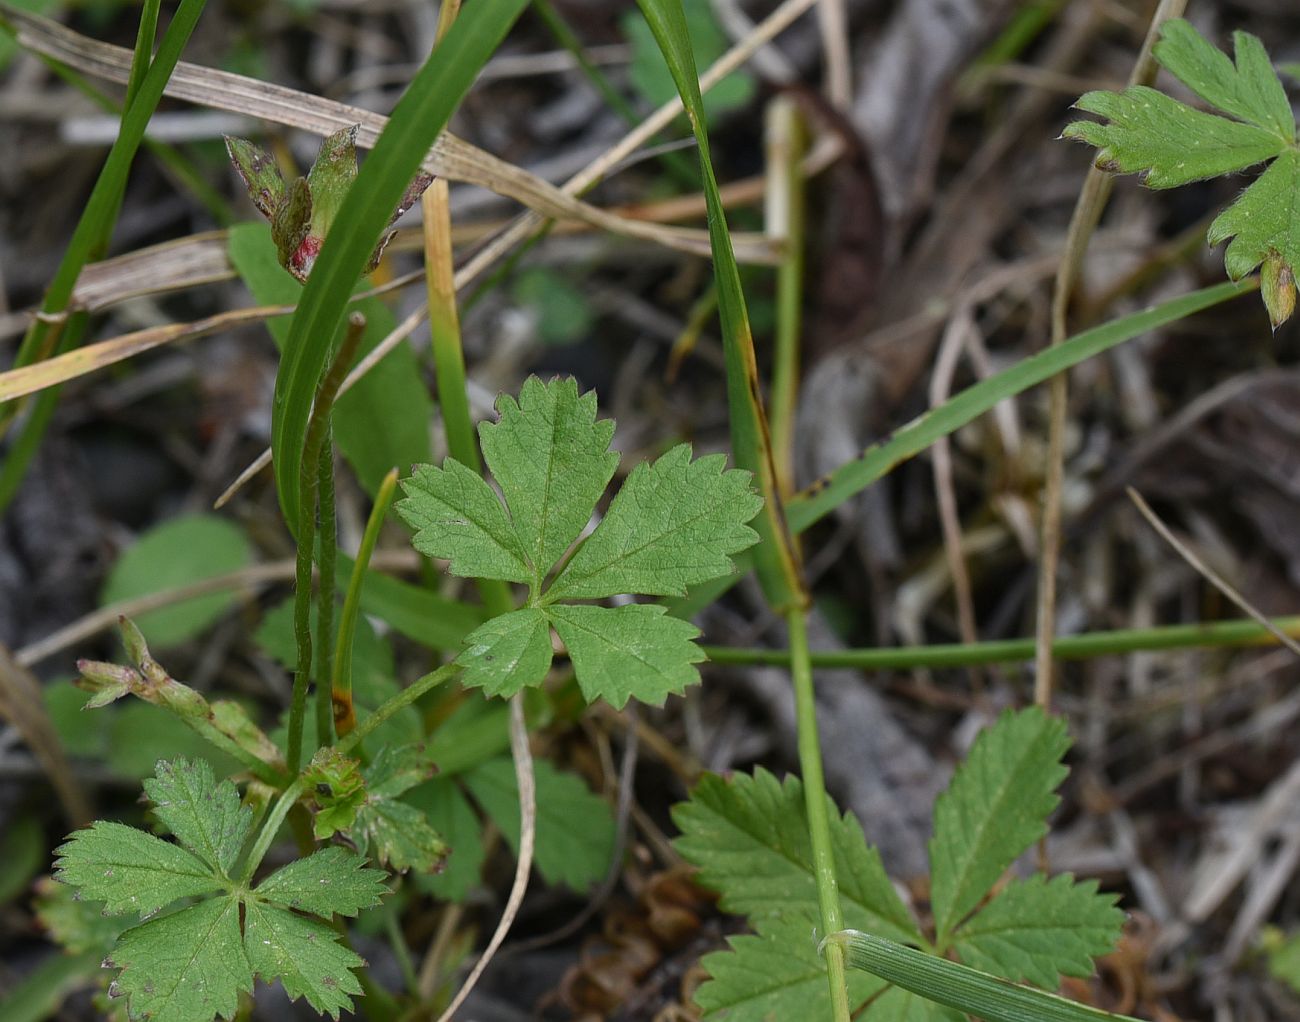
[694,915,889,1022]
[54,822,220,918]
[409,778,485,902]
[142,757,251,878]
[106,897,251,1022]
[464,756,616,891]
[398,460,531,583]
[242,902,364,1019]
[1063,18,1299,326]
[952,873,1124,990]
[456,608,554,696]
[673,768,921,945]
[929,707,1070,944]
[478,376,618,585]
[549,445,762,600]
[334,745,448,873]
[254,846,387,918]
[548,603,703,708]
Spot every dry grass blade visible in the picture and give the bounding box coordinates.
[1126,488,1300,661]
[2,5,778,265]
[0,303,292,402]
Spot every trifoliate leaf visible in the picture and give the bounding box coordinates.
[456,608,554,696]
[397,460,531,583]
[345,745,447,873]
[242,901,364,1019]
[951,873,1123,990]
[478,376,618,585]
[54,822,221,918]
[464,756,616,891]
[548,445,762,600]
[928,707,1070,943]
[549,603,703,708]
[105,897,251,1022]
[673,768,921,945]
[1063,18,1299,326]
[254,846,388,918]
[142,757,251,878]
[693,914,888,1022]
[409,778,485,902]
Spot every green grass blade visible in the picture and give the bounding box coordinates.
[788,279,1253,533]
[634,0,801,609]
[828,930,1143,1022]
[271,0,529,532]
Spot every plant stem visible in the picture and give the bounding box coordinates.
[787,607,850,1022]
[333,468,399,739]
[704,614,1300,670]
[315,437,337,747]
[1034,0,1187,708]
[287,315,366,773]
[337,664,459,757]
[240,776,307,884]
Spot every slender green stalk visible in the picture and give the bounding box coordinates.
[787,608,850,1021]
[315,437,337,746]
[337,664,459,756]
[333,468,400,738]
[287,316,365,773]
[704,614,1300,670]
[240,777,307,884]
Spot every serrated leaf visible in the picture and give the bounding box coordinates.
[397,459,531,583]
[1153,20,1294,141]
[479,376,618,585]
[242,901,365,1019]
[105,897,251,1022]
[1063,19,1299,326]
[549,445,761,600]
[54,822,220,918]
[254,846,387,918]
[548,603,703,708]
[693,915,888,1021]
[303,748,367,839]
[1064,86,1284,187]
[951,873,1123,990]
[456,608,554,696]
[354,797,449,874]
[464,756,616,890]
[1206,148,1300,282]
[409,778,485,902]
[929,707,1070,944]
[673,768,921,945]
[142,758,251,878]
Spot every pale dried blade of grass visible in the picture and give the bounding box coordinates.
[1,5,778,264]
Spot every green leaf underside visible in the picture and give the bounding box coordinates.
[107,898,250,1022]
[694,916,888,1021]
[1065,87,1284,187]
[463,756,616,891]
[143,758,250,878]
[54,822,220,918]
[398,460,531,583]
[548,445,762,600]
[254,847,387,917]
[479,376,617,586]
[409,778,485,902]
[1063,18,1299,322]
[549,603,703,708]
[928,707,1070,944]
[242,902,364,1019]
[456,608,554,696]
[673,768,921,945]
[354,797,449,873]
[952,874,1124,990]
